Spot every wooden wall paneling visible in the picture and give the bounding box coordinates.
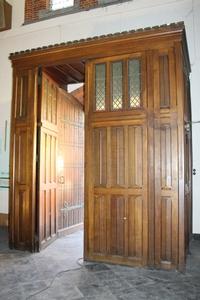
[10,67,38,251]
[174,41,186,271]
[154,47,179,269]
[146,50,155,266]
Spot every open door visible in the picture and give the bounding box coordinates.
[37,72,58,250]
[36,71,84,250]
[10,67,39,251]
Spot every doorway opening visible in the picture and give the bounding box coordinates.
[36,61,85,251]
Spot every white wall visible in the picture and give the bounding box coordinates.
[0,0,200,233]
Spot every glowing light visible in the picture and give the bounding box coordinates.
[57,156,64,172]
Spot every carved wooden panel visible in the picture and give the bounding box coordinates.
[15,74,28,119]
[93,194,107,254]
[128,126,143,187]
[128,195,143,258]
[159,55,170,108]
[160,197,172,262]
[160,125,172,189]
[109,195,125,256]
[42,75,57,125]
[94,128,107,187]
[111,127,125,187]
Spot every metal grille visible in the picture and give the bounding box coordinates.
[51,0,74,10]
[128,59,141,108]
[95,64,106,111]
[112,61,123,110]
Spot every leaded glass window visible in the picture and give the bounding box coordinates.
[111,61,123,110]
[51,0,74,10]
[128,59,141,108]
[95,64,106,111]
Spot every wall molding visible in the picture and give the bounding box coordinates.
[0,213,8,226]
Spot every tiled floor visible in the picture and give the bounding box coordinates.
[0,227,200,300]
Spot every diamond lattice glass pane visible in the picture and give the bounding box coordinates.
[51,0,74,10]
[95,64,106,111]
[129,59,141,108]
[112,61,123,110]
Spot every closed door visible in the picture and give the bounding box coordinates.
[85,54,148,266]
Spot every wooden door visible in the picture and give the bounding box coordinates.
[10,67,38,251]
[57,89,84,236]
[85,54,148,266]
[37,72,84,249]
[37,72,58,250]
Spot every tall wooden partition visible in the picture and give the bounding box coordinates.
[10,23,191,270]
[9,68,38,251]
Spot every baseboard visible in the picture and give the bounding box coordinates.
[0,213,8,227]
[193,234,200,240]
[57,223,83,237]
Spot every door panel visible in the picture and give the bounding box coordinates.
[110,127,125,187]
[93,194,107,254]
[128,195,143,258]
[10,68,38,251]
[37,72,84,248]
[109,195,125,256]
[57,89,84,234]
[39,128,57,248]
[38,72,58,249]
[85,54,148,266]
[88,122,147,266]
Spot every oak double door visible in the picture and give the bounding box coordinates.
[85,49,179,268]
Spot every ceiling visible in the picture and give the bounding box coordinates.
[44,61,85,86]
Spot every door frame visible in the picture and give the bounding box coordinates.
[9,23,190,270]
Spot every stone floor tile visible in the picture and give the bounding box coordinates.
[0,227,200,300]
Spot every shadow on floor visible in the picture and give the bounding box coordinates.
[0,230,199,300]
[0,226,9,251]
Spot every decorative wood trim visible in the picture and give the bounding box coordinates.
[10,23,188,69]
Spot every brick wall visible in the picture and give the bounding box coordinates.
[24,0,124,23]
[80,0,97,9]
[25,0,50,22]
[25,0,98,22]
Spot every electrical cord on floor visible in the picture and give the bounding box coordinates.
[26,257,84,300]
